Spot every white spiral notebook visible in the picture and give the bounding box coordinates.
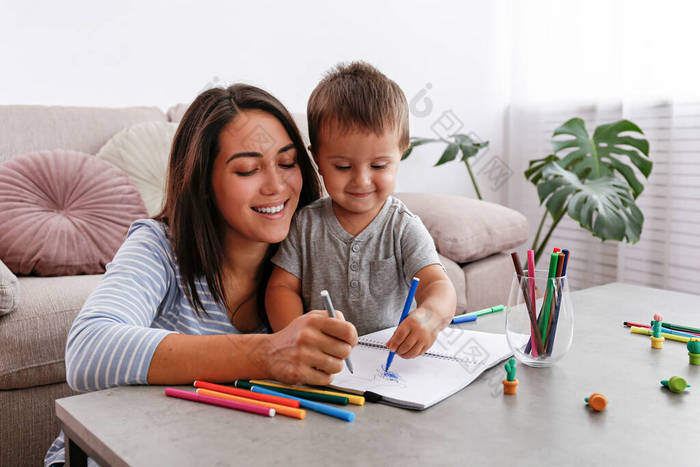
[328,326,518,410]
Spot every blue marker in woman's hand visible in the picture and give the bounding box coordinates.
[384,277,420,374]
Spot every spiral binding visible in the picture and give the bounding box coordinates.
[358,338,482,364]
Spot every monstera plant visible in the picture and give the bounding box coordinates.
[402,134,489,200]
[525,118,652,266]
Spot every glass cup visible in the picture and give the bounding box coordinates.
[505,269,574,367]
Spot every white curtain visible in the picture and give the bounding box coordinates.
[504,1,700,294]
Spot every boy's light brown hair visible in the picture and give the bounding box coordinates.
[307,61,409,152]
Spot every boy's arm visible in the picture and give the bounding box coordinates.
[414,263,456,329]
[265,266,305,332]
[386,264,456,358]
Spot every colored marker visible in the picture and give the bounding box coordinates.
[321,290,354,374]
[234,380,348,405]
[623,322,700,338]
[164,387,274,417]
[513,252,544,356]
[630,326,691,343]
[527,249,538,357]
[544,252,565,350]
[546,249,569,355]
[451,305,504,324]
[656,321,700,335]
[196,388,306,419]
[539,252,559,344]
[451,314,477,324]
[251,385,355,422]
[385,277,420,373]
[248,380,365,406]
[194,380,300,408]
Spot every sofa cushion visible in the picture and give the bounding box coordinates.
[395,192,528,264]
[0,259,19,316]
[0,275,102,389]
[0,149,148,276]
[166,103,189,123]
[97,121,178,216]
[462,252,515,312]
[0,105,166,164]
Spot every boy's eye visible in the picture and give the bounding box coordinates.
[372,164,388,170]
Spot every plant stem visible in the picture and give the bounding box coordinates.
[523,209,550,270]
[533,209,566,265]
[463,159,482,200]
[530,210,548,254]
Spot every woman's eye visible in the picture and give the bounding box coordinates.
[280,161,297,169]
[335,165,351,171]
[236,168,258,176]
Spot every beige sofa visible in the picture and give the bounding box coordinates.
[0,104,528,466]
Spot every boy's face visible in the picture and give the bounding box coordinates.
[313,126,402,220]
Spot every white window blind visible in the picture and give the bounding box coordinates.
[506,101,700,295]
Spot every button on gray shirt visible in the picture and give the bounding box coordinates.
[272,196,441,335]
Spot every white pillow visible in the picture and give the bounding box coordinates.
[97,121,177,216]
[0,259,19,316]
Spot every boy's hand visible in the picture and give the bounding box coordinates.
[385,307,442,359]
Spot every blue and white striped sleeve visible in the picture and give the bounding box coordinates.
[65,220,176,392]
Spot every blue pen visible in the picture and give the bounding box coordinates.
[661,326,700,339]
[385,277,420,373]
[451,314,477,324]
[251,385,354,422]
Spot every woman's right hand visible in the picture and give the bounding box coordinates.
[264,310,358,385]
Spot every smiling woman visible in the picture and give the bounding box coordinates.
[44,85,358,467]
[212,111,303,247]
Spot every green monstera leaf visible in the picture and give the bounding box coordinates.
[523,118,651,266]
[537,163,643,243]
[550,118,651,197]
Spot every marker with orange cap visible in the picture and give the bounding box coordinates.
[196,388,306,419]
[194,380,300,408]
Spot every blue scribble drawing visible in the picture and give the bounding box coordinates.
[380,365,400,382]
[372,365,406,387]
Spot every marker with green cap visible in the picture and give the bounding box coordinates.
[450,305,504,324]
[539,252,559,342]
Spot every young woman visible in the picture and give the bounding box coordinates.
[45,85,357,466]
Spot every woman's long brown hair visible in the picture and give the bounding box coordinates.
[156,84,321,326]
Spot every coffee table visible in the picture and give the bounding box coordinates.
[56,283,700,466]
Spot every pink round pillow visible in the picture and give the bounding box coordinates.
[0,150,148,276]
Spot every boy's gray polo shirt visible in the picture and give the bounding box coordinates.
[272,195,441,336]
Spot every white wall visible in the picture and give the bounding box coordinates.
[0,0,510,201]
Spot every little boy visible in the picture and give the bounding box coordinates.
[266,62,456,360]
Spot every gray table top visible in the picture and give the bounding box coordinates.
[56,283,700,466]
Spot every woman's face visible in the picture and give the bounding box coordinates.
[211,110,303,245]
